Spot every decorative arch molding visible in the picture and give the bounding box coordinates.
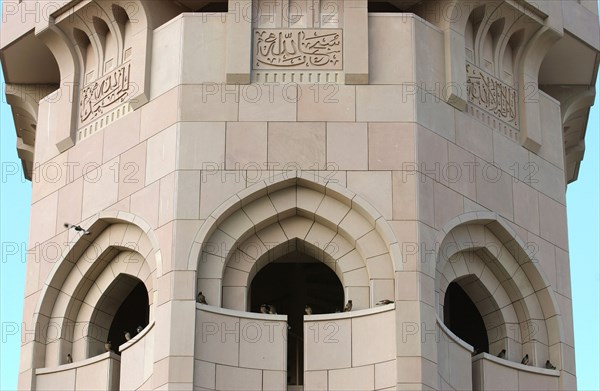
[74,252,152,360]
[29,212,162,369]
[189,172,401,310]
[221,219,373,310]
[441,253,522,360]
[435,211,564,368]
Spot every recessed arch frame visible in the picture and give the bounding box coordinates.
[435,211,565,369]
[188,172,402,311]
[26,212,163,371]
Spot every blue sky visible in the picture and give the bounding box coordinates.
[0,4,599,391]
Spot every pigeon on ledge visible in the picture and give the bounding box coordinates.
[344,300,353,312]
[64,223,91,235]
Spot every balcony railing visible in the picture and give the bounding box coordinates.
[34,351,120,391]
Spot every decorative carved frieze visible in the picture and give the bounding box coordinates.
[254,29,343,70]
[79,63,131,125]
[466,62,518,129]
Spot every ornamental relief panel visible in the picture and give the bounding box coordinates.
[253,29,342,70]
[466,62,520,139]
[79,62,131,125]
[77,62,133,141]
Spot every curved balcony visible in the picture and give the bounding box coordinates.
[303,304,396,390]
[195,304,397,390]
[34,352,120,391]
[472,353,560,391]
[436,317,474,391]
[195,304,288,390]
[119,321,155,391]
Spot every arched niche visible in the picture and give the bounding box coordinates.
[440,252,518,358]
[28,212,162,369]
[72,27,97,84]
[112,4,134,62]
[72,250,152,359]
[435,212,564,369]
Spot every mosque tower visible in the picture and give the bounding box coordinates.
[1,0,598,389]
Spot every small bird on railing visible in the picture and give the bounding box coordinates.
[136,325,143,334]
[124,331,132,341]
[521,354,529,365]
[376,299,394,306]
[545,360,556,370]
[497,349,506,359]
[268,304,277,314]
[344,300,353,312]
[197,291,207,304]
[260,304,269,314]
[66,354,73,364]
[64,223,91,235]
[305,305,313,315]
[105,341,112,352]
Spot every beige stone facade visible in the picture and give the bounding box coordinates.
[1,0,598,390]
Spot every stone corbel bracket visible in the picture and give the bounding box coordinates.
[4,83,58,179]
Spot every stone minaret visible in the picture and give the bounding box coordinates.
[1,0,597,389]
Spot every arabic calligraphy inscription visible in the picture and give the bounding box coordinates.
[254,29,343,70]
[80,63,131,124]
[466,63,518,128]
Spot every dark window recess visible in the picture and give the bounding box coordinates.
[197,1,228,12]
[250,254,344,387]
[443,281,489,354]
[368,1,403,12]
[107,281,150,352]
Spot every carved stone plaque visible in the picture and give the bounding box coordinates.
[466,62,518,128]
[254,29,343,70]
[79,63,131,125]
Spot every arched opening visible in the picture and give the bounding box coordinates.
[250,252,344,387]
[89,274,150,356]
[443,281,489,355]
